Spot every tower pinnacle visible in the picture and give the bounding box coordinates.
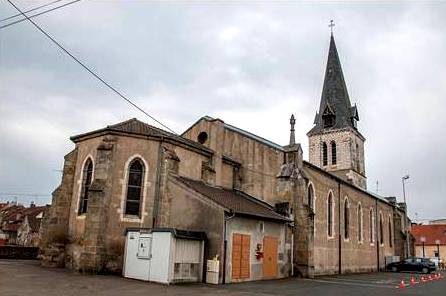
[289,114,296,145]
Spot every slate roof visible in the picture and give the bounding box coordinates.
[71,118,213,155]
[303,161,395,206]
[175,176,289,222]
[308,34,362,137]
[411,224,446,246]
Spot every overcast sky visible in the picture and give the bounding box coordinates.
[0,0,445,222]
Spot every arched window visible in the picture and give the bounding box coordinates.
[308,184,314,210]
[322,142,328,166]
[344,198,350,239]
[327,192,333,237]
[125,158,145,217]
[388,217,393,247]
[78,158,93,215]
[379,213,384,245]
[331,141,337,165]
[358,204,363,242]
[370,208,375,243]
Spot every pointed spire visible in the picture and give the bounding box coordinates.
[308,30,360,136]
[289,114,296,145]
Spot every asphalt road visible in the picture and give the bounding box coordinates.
[0,260,444,296]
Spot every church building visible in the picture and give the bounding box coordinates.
[40,33,410,282]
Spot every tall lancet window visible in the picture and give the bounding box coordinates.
[388,217,393,247]
[308,184,314,211]
[357,204,363,242]
[79,158,93,215]
[344,198,350,239]
[331,141,337,165]
[370,208,375,243]
[125,158,145,217]
[327,192,334,237]
[379,213,384,245]
[322,142,328,166]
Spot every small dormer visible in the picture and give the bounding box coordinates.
[322,104,336,128]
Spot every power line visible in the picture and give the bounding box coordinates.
[1,0,81,29]
[0,193,51,197]
[0,0,64,22]
[6,0,177,134]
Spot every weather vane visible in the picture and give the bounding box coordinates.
[329,20,335,34]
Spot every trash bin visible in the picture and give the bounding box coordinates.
[206,258,219,284]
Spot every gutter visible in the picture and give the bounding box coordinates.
[222,211,235,284]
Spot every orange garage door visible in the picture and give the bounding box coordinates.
[232,233,250,279]
[263,236,278,278]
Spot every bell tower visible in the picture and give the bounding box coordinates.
[307,27,367,189]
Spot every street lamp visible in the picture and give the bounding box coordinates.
[420,236,426,258]
[435,239,441,258]
[402,174,410,257]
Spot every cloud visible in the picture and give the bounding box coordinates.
[0,1,445,220]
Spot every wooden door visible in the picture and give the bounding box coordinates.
[232,233,250,280]
[263,236,278,278]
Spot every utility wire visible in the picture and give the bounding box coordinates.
[6,0,177,134]
[1,0,81,29]
[0,193,51,196]
[0,0,64,22]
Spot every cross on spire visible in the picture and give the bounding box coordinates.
[329,20,335,35]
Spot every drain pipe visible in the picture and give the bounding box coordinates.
[291,231,294,276]
[222,211,235,284]
[338,181,342,275]
[376,198,380,271]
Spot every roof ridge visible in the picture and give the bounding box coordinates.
[107,117,138,128]
[224,122,284,151]
[233,189,276,210]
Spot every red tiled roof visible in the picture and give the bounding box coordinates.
[411,224,446,245]
[70,118,213,155]
[1,205,25,221]
[1,205,47,234]
[3,223,20,232]
[175,176,290,222]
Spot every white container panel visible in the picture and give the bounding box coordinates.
[123,231,151,281]
[149,232,172,284]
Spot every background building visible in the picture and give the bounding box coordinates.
[411,224,446,264]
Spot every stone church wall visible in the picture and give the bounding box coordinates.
[304,163,395,275]
[60,133,210,272]
[182,117,284,205]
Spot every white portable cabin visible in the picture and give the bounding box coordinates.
[123,228,206,284]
